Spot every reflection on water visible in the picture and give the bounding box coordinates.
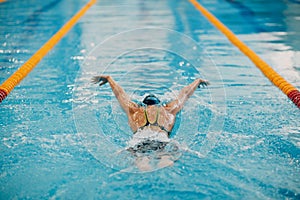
[220,0,300,83]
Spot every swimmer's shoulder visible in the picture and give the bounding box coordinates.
[128,103,145,114]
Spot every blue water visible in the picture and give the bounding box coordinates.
[1,0,299,199]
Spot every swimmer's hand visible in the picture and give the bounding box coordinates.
[91,75,110,86]
[197,79,209,88]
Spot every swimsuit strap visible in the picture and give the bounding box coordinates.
[136,106,171,136]
[155,108,172,136]
[158,125,172,137]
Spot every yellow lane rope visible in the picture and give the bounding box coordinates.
[189,0,300,109]
[0,0,97,103]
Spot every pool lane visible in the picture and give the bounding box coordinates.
[0,0,96,103]
[188,0,300,108]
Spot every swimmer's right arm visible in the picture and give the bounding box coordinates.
[92,75,138,112]
[166,78,209,114]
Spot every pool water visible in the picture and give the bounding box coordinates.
[0,0,299,199]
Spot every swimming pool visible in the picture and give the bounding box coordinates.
[1,0,299,199]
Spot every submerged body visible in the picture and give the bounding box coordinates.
[92,75,208,170]
[127,126,170,155]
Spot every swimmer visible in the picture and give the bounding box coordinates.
[92,75,209,171]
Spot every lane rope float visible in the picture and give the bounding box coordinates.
[0,0,97,103]
[188,0,300,109]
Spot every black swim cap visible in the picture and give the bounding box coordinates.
[142,94,161,105]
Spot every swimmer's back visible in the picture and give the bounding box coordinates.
[128,105,176,134]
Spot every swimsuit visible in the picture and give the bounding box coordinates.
[128,106,172,155]
[136,106,171,136]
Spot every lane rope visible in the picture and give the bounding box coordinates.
[188,0,300,109]
[0,0,97,103]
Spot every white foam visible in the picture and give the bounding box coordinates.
[127,126,170,147]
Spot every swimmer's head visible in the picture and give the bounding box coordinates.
[142,94,161,106]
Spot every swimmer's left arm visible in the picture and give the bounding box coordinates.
[92,75,138,113]
[166,78,209,114]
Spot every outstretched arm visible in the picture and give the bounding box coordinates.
[92,75,138,113]
[166,78,209,114]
